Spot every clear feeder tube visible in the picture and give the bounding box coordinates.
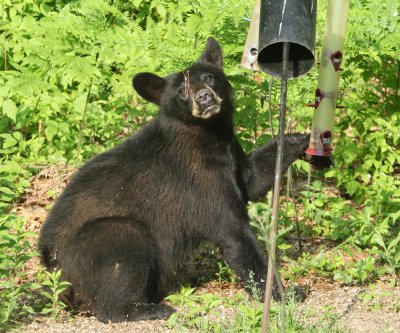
[306,0,349,157]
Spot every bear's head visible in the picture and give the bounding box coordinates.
[132,38,233,124]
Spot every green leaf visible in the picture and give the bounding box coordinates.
[41,308,53,314]
[74,94,87,112]
[346,180,360,196]
[277,243,292,250]
[374,302,382,310]
[0,187,15,195]
[22,305,36,314]
[44,123,58,142]
[40,291,53,300]
[2,99,18,122]
[361,292,374,304]
[373,233,386,248]
[387,234,400,251]
[0,134,17,149]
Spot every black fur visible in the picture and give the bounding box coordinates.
[39,37,309,323]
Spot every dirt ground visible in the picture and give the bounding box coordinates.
[8,165,400,333]
[9,282,400,333]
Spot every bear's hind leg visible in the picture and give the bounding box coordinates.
[61,217,175,322]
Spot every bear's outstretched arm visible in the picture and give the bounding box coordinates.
[244,133,309,201]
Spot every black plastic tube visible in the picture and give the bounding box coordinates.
[258,0,317,78]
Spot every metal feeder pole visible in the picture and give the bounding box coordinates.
[261,41,290,333]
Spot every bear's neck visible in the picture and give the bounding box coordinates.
[159,111,235,144]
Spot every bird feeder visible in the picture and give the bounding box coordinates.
[241,1,317,332]
[306,0,349,163]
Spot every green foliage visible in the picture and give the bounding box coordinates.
[0,162,30,213]
[0,0,255,162]
[39,270,71,319]
[245,271,263,302]
[215,261,237,284]
[0,214,40,326]
[248,199,273,250]
[293,173,400,283]
[291,0,399,286]
[334,256,377,285]
[359,285,400,312]
[166,286,223,331]
[323,1,400,206]
[0,213,69,327]
[166,287,347,333]
[249,193,293,251]
[0,161,35,328]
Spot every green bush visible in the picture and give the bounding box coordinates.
[0,214,39,326]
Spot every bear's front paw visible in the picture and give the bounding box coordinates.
[309,155,335,169]
[284,133,310,157]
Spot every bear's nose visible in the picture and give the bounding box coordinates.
[195,89,213,106]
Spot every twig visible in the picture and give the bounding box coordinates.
[284,121,302,255]
[289,166,303,254]
[396,60,400,98]
[77,81,92,161]
[4,46,6,71]
[262,41,290,333]
[268,76,275,138]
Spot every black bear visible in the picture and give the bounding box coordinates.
[39,37,309,323]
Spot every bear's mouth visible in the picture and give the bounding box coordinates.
[203,104,220,117]
[193,103,221,119]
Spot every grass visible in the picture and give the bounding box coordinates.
[165,285,349,333]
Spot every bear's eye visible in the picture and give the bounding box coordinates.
[178,87,188,99]
[201,73,215,85]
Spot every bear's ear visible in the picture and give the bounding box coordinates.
[197,37,223,70]
[132,72,166,105]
